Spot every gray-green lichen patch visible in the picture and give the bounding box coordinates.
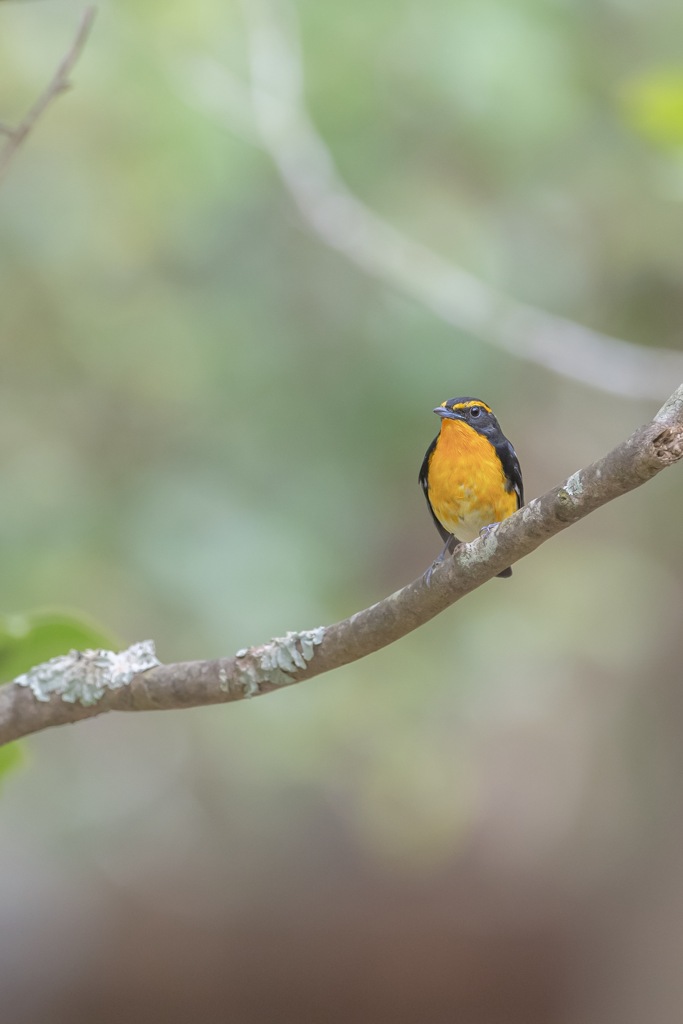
[563,471,584,498]
[257,627,325,687]
[14,640,161,707]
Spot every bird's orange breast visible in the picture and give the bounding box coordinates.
[428,420,517,542]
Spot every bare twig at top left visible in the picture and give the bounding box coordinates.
[0,5,96,186]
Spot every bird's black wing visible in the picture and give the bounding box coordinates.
[496,438,524,509]
[419,436,454,546]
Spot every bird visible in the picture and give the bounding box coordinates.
[419,397,523,579]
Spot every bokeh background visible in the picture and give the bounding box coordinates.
[1,0,683,1020]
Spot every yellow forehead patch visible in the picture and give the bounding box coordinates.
[444,399,493,414]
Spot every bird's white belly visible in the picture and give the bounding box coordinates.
[438,497,497,543]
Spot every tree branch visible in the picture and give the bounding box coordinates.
[0,6,96,186]
[1,384,682,747]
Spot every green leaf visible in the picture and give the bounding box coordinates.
[0,610,117,685]
[621,70,683,147]
[0,742,24,784]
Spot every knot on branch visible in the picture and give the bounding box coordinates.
[652,425,683,466]
[554,473,583,521]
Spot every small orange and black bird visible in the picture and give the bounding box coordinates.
[419,397,523,578]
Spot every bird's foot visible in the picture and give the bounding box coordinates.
[424,559,440,587]
[424,536,458,587]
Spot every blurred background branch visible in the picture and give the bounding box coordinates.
[181,0,683,400]
[0,5,95,186]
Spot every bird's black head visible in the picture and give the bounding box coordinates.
[433,397,502,438]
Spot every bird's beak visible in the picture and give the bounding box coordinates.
[433,406,459,420]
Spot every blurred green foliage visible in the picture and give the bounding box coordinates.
[2,5,683,1019]
[622,70,683,147]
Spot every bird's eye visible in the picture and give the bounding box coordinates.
[470,406,482,418]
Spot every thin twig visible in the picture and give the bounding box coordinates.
[0,6,96,185]
[1,383,681,747]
